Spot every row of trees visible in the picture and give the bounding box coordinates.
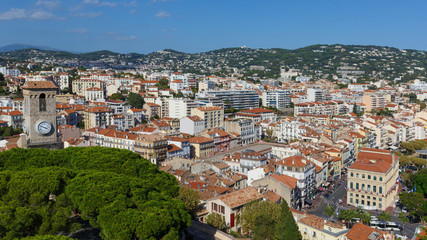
[400,139,427,155]
[0,147,191,240]
[205,200,302,240]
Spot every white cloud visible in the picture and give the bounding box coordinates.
[35,0,61,8]
[66,28,88,34]
[82,0,117,7]
[0,8,63,20]
[0,8,26,20]
[125,1,137,7]
[106,32,139,41]
[152,0,170,3]
[130,9,136,14]
[73,11,103,18]
[155,10,170,18]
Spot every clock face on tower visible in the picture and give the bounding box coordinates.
[35,121,52,135]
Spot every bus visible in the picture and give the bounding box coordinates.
[370,220,401,232]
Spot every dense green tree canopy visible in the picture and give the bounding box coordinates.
[126,92,145,108]
[0,147,191,240]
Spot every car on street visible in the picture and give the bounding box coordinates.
[407,215,421,223]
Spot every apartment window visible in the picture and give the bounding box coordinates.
[350,193,353,196]
[356,173,359,178]
[373,186,376,192]
[368,175,371,180]
[362,184,365,191]
[367,185,371,192]
[351,173,354,177]
[379,177,383,181]
[356,199,359,204]
[373,197,376,200]
[374,176,377,180]
[350,182,353,189]
[350,198,353,203]
[356,183,359,189]
[361,200,365,205]
[379,187,383,194]
[356,194,359,197]
[373,202,376,206]
[379,198,382,201]
[367,201,370,206]
[362,174,365,179]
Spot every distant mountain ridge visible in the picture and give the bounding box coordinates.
[0,43,65,52]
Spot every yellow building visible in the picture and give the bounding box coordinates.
[188,136,214,158]
[72,79,104,97]
[347,148,399,211]
[83,106,112,129]
[191,106,224,129]
[134,134,168,165]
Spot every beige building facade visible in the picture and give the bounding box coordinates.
[191,106,224,129]
[347,148,399,210]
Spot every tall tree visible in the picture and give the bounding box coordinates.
[126,92,144,108]
[253,212,275,240]
[240,200,280,233]
[273,200,302,240]
[177,186,200,215]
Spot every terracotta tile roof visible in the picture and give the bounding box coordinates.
[168,144,182,152]
[299,214,345,231]
[187,115,203,121]
[350,148,396,173]
[217,187,263,208]
[169,136,189,142]
[22,81,58,89]
[276,155,309,168]
[270,174,298,189]
[345,223,387,240]
[85,106,112,113]
[189,136,214,144]
[263,190,281,203]
[4,110,22,116]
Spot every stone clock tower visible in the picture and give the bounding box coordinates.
[19,81,62,149]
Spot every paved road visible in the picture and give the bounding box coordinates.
[308,179,420,238]
[309,179,347,219]
[201,142,275,162]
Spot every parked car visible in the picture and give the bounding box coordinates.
[407,215,421,223]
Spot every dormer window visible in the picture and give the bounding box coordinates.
[39,93,46,112]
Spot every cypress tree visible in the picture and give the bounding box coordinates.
[273,200,302,240]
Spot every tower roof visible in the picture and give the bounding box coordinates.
[22,81,58,89]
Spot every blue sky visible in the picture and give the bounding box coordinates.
[0,0,427,53]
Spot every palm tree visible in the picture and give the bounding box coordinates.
[324,205,335,218]
[360,212,371,225]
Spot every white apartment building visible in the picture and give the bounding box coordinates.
[307,88,325,102]
[180,116,205,135]
[168,98,197,119]
[262,90,291,109]
[276,155,316,202]
[225,118,257,145]
[275,120,305,142]
[294,101,349,116]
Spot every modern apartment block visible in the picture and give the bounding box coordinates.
[362,94,385,112]
[262,90,291,109]
[168,98,197,119]
[191,106,224,129]
[198,90,259,110]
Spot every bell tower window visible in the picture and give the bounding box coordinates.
[39,93,46,112]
